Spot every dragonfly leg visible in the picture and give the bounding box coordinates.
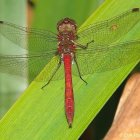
[74,56,87,85]
[75,40,94,49]
[77,43,87,49]
[86,40,94,47]
[41,60,61,89]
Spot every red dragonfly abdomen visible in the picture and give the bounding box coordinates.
[63,54,74,127]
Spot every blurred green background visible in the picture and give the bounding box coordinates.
[0,0,140,140]
[0,0,26,118]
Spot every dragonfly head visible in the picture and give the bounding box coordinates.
[57,18,77,33]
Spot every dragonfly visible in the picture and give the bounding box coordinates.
[0,8,140,127]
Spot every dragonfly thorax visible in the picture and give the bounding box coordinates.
[57,41,76,54]
[57,18,77,55]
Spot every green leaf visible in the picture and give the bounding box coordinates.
[0,0,140,140]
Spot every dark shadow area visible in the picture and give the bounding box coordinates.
[79,78,127,140]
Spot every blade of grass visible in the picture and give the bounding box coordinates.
[0,0,140,140]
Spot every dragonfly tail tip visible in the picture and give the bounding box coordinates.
[132,8,139,12]
[68,123,72,128]
[0,21,4,24]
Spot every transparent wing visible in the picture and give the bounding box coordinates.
[0,50,63,82]
[73,40,140,76]
[35,56,64,82]
[77,8,140,46]
[0,21,58,52]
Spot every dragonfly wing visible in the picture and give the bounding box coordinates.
[73,40,140,76]
[35,55,64,82]
[77,8,140,46]
[0,51,63,82]
[0,21,57,52]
